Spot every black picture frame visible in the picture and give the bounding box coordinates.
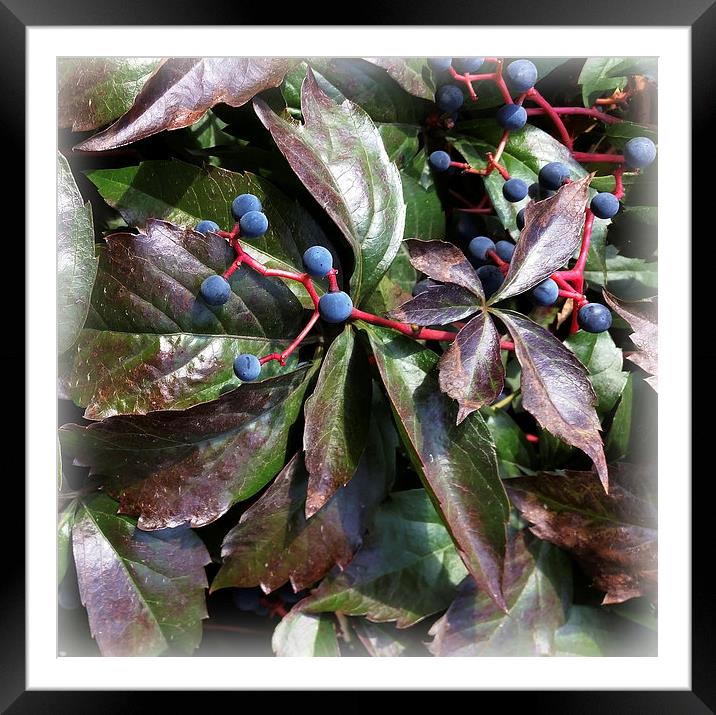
[5,1,712,711]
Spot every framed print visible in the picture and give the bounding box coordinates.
[3,0,711,711]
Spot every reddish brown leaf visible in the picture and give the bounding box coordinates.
[405,239,485,300]
[75,58,295,151]
[495,309,608,490]
[388,284,481,326]
[489,176,590,304]
[439,311,504,424]
[506,465,657,604]
[603,290,658,391]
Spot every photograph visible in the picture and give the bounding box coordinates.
[56,54,659,659]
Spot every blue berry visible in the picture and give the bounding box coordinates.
[529,182,555,201]
[196,220,220,234]
[505,59,538,92]
[476,264,504,299]
[302,246,333,278]
[200,275,232,306]
[530,278,559,306]
[231,193,262,220]
[502,178,528,203]
[319,291,353,323]
[234,353,261,381]
[590,192,620,219]
[453,57,485,73]
[496,104,527,130]
[428,58,453,73]
[468,236,496,262]
[578,303,612,333]
[495,240,515,262]
[429,150,452,173]
[239,210,269,238]
[516,208,526,230]
[623,137,656,169]
[538,162,569,191]
[413,278,440,296]
[436,84,464,113]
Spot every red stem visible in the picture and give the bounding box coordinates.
[525,106,622,125]
[260,311,321,366]
[571,151,625,164]
[527,88,573,150]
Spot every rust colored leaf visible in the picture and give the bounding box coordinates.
[506,465,657,604]
[303,327,371,517]
[495,309,608,490]
[603,290,658,391]
[388,284,481,326]
[489,176,590,304]
[212,404,395,594]
[405,239,485,300]
[59,365,316,530]
[72,493,210,656]
[439,311,504,424]
[75,58,295,151]
[363,58,435,100]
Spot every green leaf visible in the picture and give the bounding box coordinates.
[401,171,444,241]
[564,330,628,416]
[494,310,608,490]
[58,503,76,583]
[378,124,420,168]
[254,69,406,304]
[353,620,408,657]
[57,152,98,352]
[213,401,394,593]
[364,58,435,100]
[606,57,657,81]
[578,58,628,107]
[428,529,571,655]
[507,465,657,604]
[87,220,303,338]
[584,245,657,297]
[58,57,161,132]
[86,160,335,308]
[605,374,633,461]
[554,605,614,656]
[75,58,296,151]
[272,611,340,656]
[299,490,468,627]
[303,327,372,516]
[482,407,535,477]
[59,364,317,530]
[361,324,509,610]
[72,493,210,656]
[605,120,657,146]
[61,329,294,419]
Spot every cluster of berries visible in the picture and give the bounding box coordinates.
[195,193,354,383]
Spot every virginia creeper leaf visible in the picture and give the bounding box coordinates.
[86,161,335,308]
[58,502,75,583]
[254,69,406,303]
[71,493,210,656]
[363,58,435,100]
[362,325,509,610]
[58,58,161,132]
[603,290,658,391]
[388,284,481,326]
[88,219,303,339]
[299,490,468,627]
[483,407,535,477]
[59,364,316,530]
[428,529,571,656]
[353,620,407,657]
[506,465,657,604]
[605,374,633,461]
[578,58,628,107]
[213,402,395,594]
[61,329,294,419]
[75,58,295,151]
[272,610,340,657]
[303,327,372,517]
[488,176,590,304]
[405,239,484,300]
[494,310,608,490]
[57,152,98,352]
[401,171,444,240]
[438,311,504,424]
